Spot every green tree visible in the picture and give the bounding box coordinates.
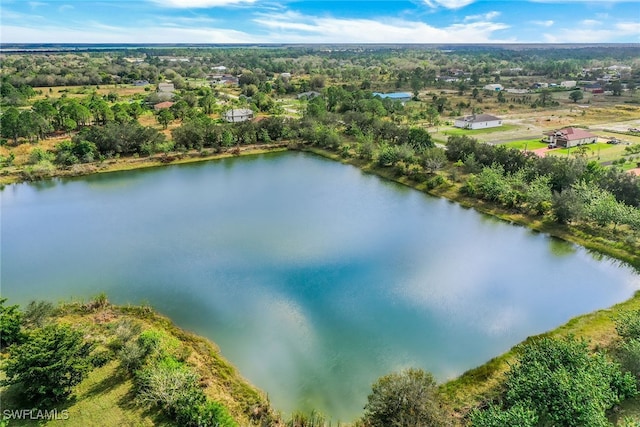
[552,188,583,224]
[538,89,552,107]
[0,298,23,349]
[421,147,447,174]
[156,109,174,129]
[407,127,434,151]
[362,368,449,427]
[199,93,216,115]
[569,90,584,103]
[609,81,623,96]
[0,107,21,142]
[2,324,93,405]
[22,300,55,329]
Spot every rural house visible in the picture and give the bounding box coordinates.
[157,82,175,93]
[544,127,598,148]
[454,114,503,130]
[224,108,254,123]
[153,101,174,111]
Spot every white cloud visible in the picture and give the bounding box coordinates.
[423,0,475,9]
[531,20,554,27]
[543,20,640,42]
[150,0,255,7]
[581,19,601,25]
[0,24,256,44]
[464,11,500,22]
[253,13,511,43]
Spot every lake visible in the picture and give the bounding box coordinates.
[2,151,639,421]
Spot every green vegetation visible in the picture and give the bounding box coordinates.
[1,45,640,426]
[470,336,636,426]
[2,324,94,406]
[362,368,449,427]
[502,139,548,150]
[0,296,277,426]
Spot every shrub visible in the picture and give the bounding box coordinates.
[286,410,327,427]
[136,357,200,410]
[137,357,237,427]
[107,318,142,351]
[89,349,113,368]
[504,336,636,427]
[426,174,446,190]
[22,300,55,329]
[362,368,449,427]
[616,310,640,341]
[118,331,160,373]
[470,403,538,427]
[618,339,640,379]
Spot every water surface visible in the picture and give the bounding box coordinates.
[2,152,638,421]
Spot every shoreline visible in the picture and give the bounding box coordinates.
[3,145,640,423]
[0,143,289,186]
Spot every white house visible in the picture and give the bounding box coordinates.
[224,108,254,123]
[157,82,175,93]
[454,114,503,130]
[543,127,597,148]
[483,83,503,91]
[561,81,577,88]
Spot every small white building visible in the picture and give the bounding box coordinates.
[224,108,254,123]
[483,83,503,91]
[561,81,577,88]
[157,82,175,93]
[454,114,503,130]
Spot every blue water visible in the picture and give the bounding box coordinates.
[2,151,639,421]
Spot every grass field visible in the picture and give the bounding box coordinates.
[442,124,519,137]
[502,138,547,150]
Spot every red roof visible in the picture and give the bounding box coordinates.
[154,101,174,110]
[545,127,596,141]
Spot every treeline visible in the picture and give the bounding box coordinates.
[1,96,145,142]
[444,135,640,227]
[2,46,638,94]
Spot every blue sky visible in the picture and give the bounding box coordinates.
[1,0,639,44]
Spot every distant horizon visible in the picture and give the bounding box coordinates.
[1,1,639,45]
[1,42,638,53]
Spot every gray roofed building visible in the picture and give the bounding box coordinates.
[454,114,503,130]
[224,108,254,123]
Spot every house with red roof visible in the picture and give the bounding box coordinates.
[153,101,175,111]
[543,127,597,148]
